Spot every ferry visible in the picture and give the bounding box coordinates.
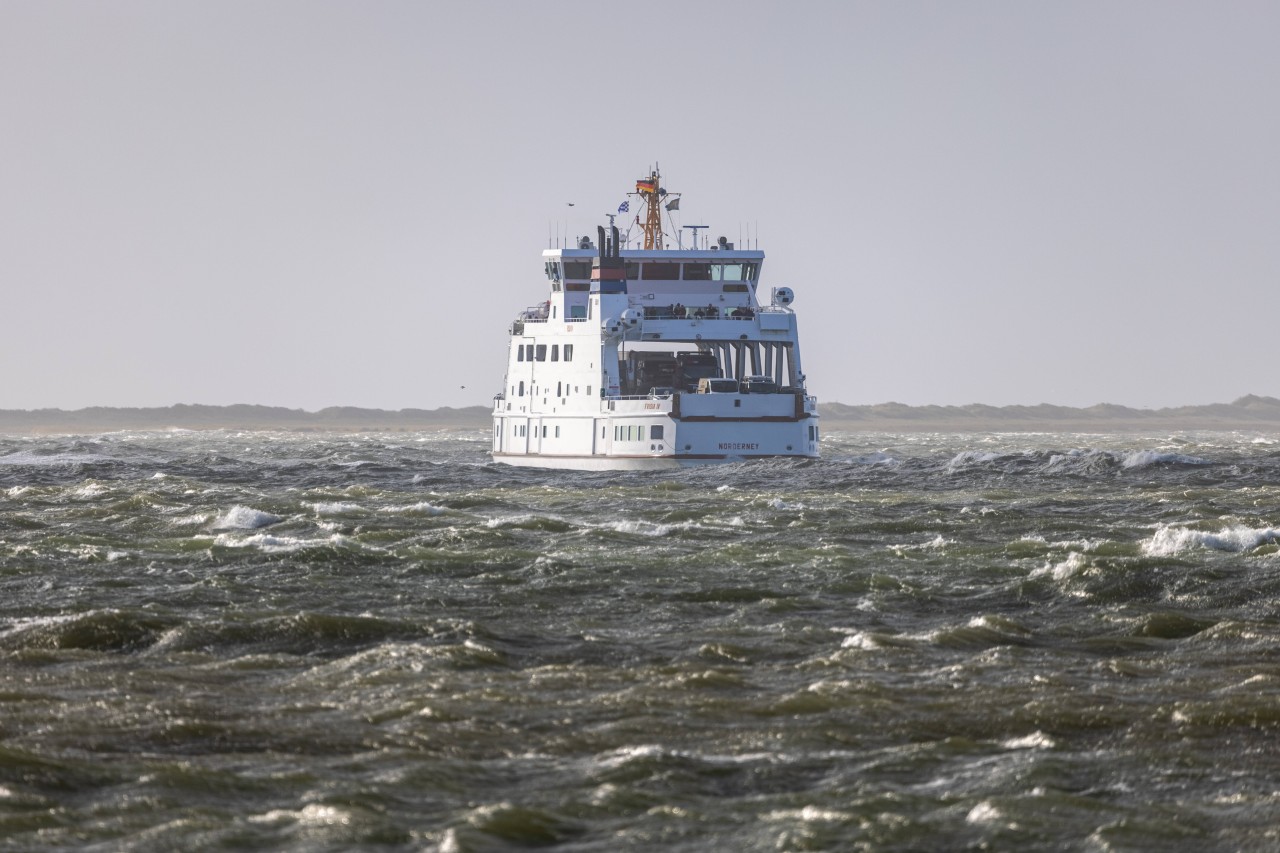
[491,167,819,470]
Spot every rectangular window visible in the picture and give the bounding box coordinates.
[642,263,680,280]
[551,345,559,361]
[517,347,524,362]
[564,344,574,361]
[722,283,749,293]
[525,344,534,361]
[712,263,744,281]
[555,426,560,438]
[542,426,547,438]
[625,261,641,279]
[650,425,664,440]
[535,345,547,361]
[563,261,591,279]
[565,282,589,292]
[683,263,711,280]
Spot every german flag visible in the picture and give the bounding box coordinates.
[636,179,657,193]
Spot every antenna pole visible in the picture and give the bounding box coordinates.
[684,224,709,252]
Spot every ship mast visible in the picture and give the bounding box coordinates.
[633,164,680,251]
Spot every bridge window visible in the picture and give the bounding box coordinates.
[683,263,711,280]
[564,344,574,361]
[517,347,524,362]
[711,262,758,281]
[563,261,591,279]
[535,345,547,361]
[650,425,664,440]
[551,344,559,361]
[642,263,680,280]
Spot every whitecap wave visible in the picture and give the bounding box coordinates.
[947,450,1003,471]
[213,531,348,553]
[606,519,674,537]
[1141,524,1280,556]
[310,502,361,516]
[211,505,283,530]
[1121,450,1211,469]
[1001,731,1056,750]
[839,631,883,650]
[966,801,1002,824]
[849,451,898,466]
[388,501,446,515]
[1033,551,1089,580]
[763,805,850,823]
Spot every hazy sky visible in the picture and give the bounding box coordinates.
[3,1,1278,411]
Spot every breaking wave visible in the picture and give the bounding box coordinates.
[1142,524,1280,556]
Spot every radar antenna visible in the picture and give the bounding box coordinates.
[682,224,709,250]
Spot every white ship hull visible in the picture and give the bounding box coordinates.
[492,453,813,471]
[492,401,818,470]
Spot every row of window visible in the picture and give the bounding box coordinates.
[503,423,665,441]
[517,343,575,363]
[510,381,592,398]
[502,422,809,443]
[614,424,664,441]
[509,424,563,439]
[548,261,759,282]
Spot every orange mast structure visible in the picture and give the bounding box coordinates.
[633,165,679,250]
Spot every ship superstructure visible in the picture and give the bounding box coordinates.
[492,168,818,469]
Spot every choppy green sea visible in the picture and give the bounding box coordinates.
[3,429,1280,851]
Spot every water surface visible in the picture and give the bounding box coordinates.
[2,429,1279,851]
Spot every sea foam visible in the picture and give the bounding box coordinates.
[1141,524,1280,556]
[211,505,283,530]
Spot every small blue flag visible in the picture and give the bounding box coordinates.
[618,201,629,213]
